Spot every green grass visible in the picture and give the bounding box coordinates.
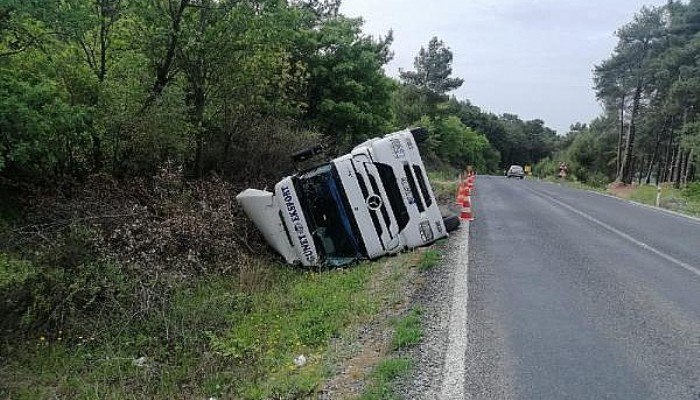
[427,170,460,203]
[0,261,385,399]
[418,249,441,271]
[427,169,459,183]
[627,184,663,205]
[628,184,700,216]
[391,307,423,350]
[358,305,425,399]
[211,265,378,399]
[358,357,413,400]
[545,178,700,217]
[541,176,606,192]
[0,253,36,291]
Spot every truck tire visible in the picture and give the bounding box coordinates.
[442,214,460,233]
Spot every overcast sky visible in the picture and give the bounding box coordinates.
[339,0,668,134]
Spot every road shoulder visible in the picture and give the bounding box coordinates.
[393,223,470,399]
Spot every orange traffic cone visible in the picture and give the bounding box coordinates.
[460,197,474,221]
[456,191,465,205]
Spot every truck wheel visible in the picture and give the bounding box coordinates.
[442,214,460,233]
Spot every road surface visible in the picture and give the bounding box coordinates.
[461,176,700,399]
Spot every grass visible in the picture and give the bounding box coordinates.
[1,249,433,399]
[543,177,700,217]
[418,249,441,271]
[391,307,424,350]
[428,170,460,204]
[358,357,413,400]
[627,184,700,216]
[0,261,386,399]
[211,265,377,399]
[357,249,441,399]
[357,307,424,399]
[541,176,606,192]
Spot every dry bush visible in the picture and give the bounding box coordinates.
[210,118,323,183]
[1,164,287,334]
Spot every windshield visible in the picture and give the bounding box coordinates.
[295,164,364,266]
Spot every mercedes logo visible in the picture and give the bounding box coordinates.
[366,194,383,211]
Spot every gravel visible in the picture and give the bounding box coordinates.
[393,224,470,399]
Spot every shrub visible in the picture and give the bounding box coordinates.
[683,182,700,200]
[0,226,132,336]
[533,157,559,178]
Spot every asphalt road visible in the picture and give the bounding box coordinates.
[463,176,700,400]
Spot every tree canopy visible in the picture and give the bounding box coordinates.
[0,0,558,181]
[554,0,699,186]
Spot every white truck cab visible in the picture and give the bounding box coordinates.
[236,127,449,267]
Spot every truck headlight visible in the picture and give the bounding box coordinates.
[419,221,434,242]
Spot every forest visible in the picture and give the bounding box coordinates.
[0,0,559,183]
[544,0,700,188]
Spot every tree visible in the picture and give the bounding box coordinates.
[302,16,395,148]
[399,36,464,96]
[594,6,666,183]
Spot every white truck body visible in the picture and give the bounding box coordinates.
[236,128,447,267]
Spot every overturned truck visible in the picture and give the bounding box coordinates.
[236,127,457,267]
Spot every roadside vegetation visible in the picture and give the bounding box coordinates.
[417,250,442,272]
[1,246,427,399]
[547,178,700,217]
[535,1,698,193]
[359,358,413,400]
[427,170,460,205]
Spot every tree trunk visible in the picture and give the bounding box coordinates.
[673,144,683,188]
[645,123,664,184]
[662,127,675,183]
[669,145,677,184]
[654,155,662,185]
[143,0,190,111]
[186,0,210,178]
[617,94,625,174]
[192,94,205,178]
[616,81,642,184]
[645,155,655,185]
[682,149,693,186]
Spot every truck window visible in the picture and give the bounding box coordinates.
[295,164,365,265]
[412,165,433,208]
[403,164,425,212]
[375,163,410,232]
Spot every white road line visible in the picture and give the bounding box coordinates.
[439,223,470,400]
[529,187,700,279]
